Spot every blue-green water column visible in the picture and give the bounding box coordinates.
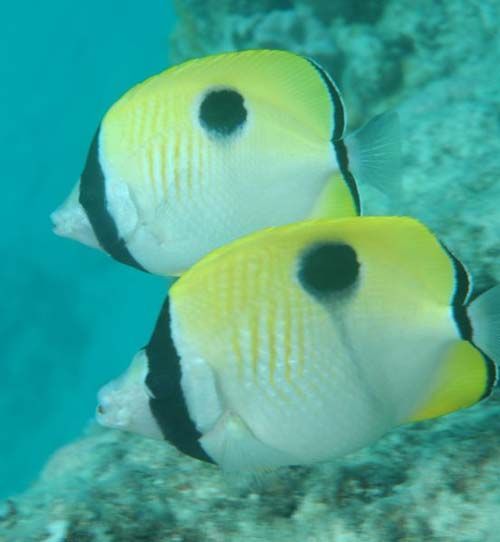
[0,1,175,499]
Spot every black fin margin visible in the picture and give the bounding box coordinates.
[145,296,214,464]
[79,127,147,273]
[441,243,472,341]
[333,142,361,215]
[441,244,498,394]
[478,349,497,400]
[306,58,361,215]
[306,58,345,141]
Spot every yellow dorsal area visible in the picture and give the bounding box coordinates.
[310,172,358,219]
[170,217,459,382]
[408,340,492,422]
[174,216,457,309]
[104,49,337,145]
[100,49,340,190]
[340,216,455,307]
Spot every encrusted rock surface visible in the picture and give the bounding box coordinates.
[3,1,500,540]
[170,0,500,287]
[2,396,500,541]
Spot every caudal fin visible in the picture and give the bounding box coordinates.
[344,111,401,198]
[468,284,500,367]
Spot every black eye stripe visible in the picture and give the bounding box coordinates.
[79,126,147,272]
[145,296,214,464]
[199,88,247,137]
[298,242,360,297]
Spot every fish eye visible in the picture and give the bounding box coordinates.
[198,87,247,137]
[298,242,360,296]
[97,404,105,415]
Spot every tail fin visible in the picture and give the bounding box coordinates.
[344,111,401,198]
[468,284,500,368]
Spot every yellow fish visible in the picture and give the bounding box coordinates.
[96,217,498,470]
[52,50,400,276]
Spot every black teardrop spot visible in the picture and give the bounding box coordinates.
[298,242,360,295]
[199,88,247,137]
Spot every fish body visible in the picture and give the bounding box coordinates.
[97,217,499,470]
[52,50,400,276]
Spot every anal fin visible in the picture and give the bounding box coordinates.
[310,172,358,219]
[200,411,300,472]
[408,340,496,423]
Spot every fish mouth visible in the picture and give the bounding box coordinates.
[50,178,101,249]
[96,383,130,429]
[95,386,113,426]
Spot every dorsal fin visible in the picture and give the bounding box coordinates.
[441,244,473,339]
[104,49,340,150]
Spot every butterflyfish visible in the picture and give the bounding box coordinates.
[52,50,400,276]
[95,217,498,470]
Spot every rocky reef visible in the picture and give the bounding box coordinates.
[3,1,500,540]
[171,0,500,288]
[2,397,500,541]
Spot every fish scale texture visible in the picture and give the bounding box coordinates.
[3,0,500,540]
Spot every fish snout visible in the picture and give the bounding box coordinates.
[50,179,101,249]
[96,381,131,429]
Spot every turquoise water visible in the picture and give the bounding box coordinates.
[2,1,500,540]
[1,1,175,499]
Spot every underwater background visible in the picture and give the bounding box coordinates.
[2,1,500,540]
[1,0,174,501]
